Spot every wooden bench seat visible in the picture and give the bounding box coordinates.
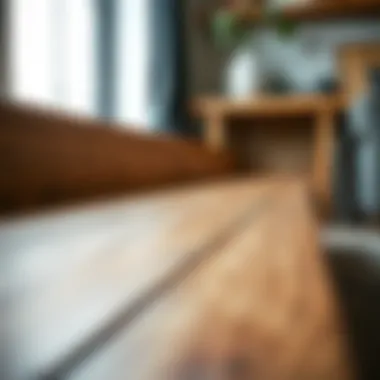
[0,104,354,379]
[0,178,354,380]
[1,178,281,380]
[66,179,354,380]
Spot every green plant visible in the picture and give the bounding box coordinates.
[212,9,251,50]
[211,7,297,51]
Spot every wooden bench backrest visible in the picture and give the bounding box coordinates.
[0,102,233,214]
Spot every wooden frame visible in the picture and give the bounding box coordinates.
[0,102,233,213]
[192,94,345,213]
[339,43,380,103]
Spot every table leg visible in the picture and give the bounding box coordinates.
[313,111,335,214]
[205,113,225,151]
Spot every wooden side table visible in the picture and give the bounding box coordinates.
[192,94,346,212]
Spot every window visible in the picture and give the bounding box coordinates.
[9,0,151,127]
[115,0,151,126]
[10,0,97,115]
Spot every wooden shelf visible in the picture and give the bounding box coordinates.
[192,94,345,209]
[191,94,346,119]
[235,1,380,22]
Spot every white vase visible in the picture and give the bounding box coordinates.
[224,44,260,99]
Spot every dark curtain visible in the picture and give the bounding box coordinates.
[96,0,116,119]
[333,119,357,222]
[149,0,191,135]
[0,0,9,96]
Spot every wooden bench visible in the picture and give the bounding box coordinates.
[0,104,354,380]
[0,102,232,214]
[1,178,355,380]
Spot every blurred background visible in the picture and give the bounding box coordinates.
[0,0,380,221]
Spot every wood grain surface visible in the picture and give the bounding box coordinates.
[339,43,380,103]
[228,0,380,23]
[192,95,342,213]
[1,178,281,380]
[192,95,345,120]
[67,181,354,380]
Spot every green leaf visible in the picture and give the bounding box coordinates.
[265,9,298,39]
[212,10,250,50]
[276,18,298,39]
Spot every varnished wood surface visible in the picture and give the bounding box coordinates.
[1,178,282,380]
[192,95,344,213]
[228,0,380,23]
[0,101,232,214]
[66,181,353,380]
[191,95,344,158]
[339,43,380,103]
[192,94,345,119]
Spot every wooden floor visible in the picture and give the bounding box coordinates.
[0,178,354,380]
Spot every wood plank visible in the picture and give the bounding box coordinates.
[192,95,345,119]
[232,0,380,22]
[68,181,354,380]
[0,178,279,380]
[192,95,341,212]
[339,43,380,103]
[0,102,232,214]
[282,0,380,22]
[313,109,336,214]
